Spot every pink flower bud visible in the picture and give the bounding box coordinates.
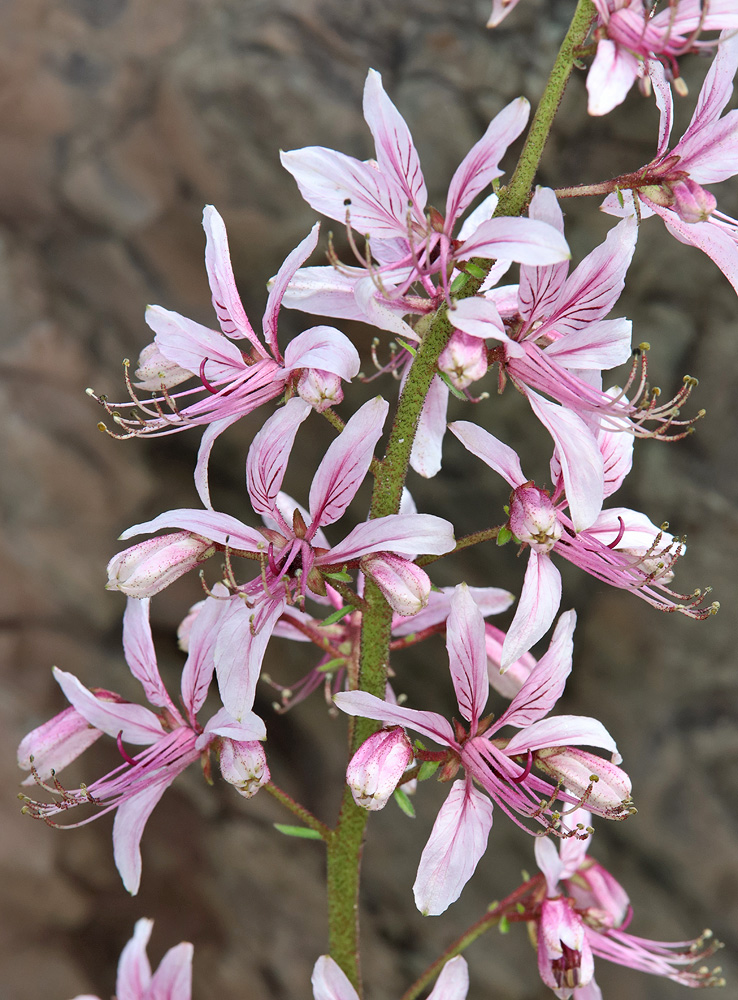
[361,553,431,616]
[134,341,192,391]
[564,858,630,930]
[671,178,717,224]
[535,747,634,820]
[509,485,561,553]
[218,739,270,799]
[346,727,414,811]
[438,331,488,390]
[537,897,594,998]
[106,533,215,598]
[296,368,344,412]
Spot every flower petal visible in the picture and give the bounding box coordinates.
[202,205,262,348]
[324,513,455,565]
[448,420,526,489]
[500,551,562,670]
[113,779,171,895]
[333,691,456,747]
[53,668,165,745]
[116,918,153,1000]
[311,955,359,1000]
[263,223,321,357]
[446,584,489,730]
[283,326,361,380]
[427,956,470,1000]
[246,397,312,520]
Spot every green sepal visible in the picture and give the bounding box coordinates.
[396,339,417,357]
[437,370,468,401]
[616,187,625,209]
[273,823,323,840]
[497,526,513,546]
[393,788,416,818]
[320,605,355,627]
[324,567,353,582]
[450,272,470,294]
[418,760,440,781]
[464,262,486,280]
[498,915,510,934]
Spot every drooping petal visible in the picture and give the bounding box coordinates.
[246,397,312,520]
[455,217,570,266]
[194,413,244,509]
[333,691,456,747]
[116,918,154,1000]
[283,326,361,380]
[449,297,524,355]
[309,396,389,528]
[363,69,427,216]
[586,39,640,117]
[263,223,321,357]
[145,305,247,381]
[148,942,194,1000]
[653,206,738,295]
[413,779,494,916]
[113,779,172,895]
[215,598,285,722]
[446,584,489,730]
[535,835,564,898]
[122,597,174,712]
[311,955,359,1000]
[427,956,470,1000]
[202,205,261,348]
[180,592,232,720]
[119,510,266,552]
[17,704,103,782]
[495,609,576,729]
[201,706,267,744]
[391,585,514,636]
[505,714,621,759]
[448,420,526,488]
[500,552,562,670]
[409,376,449,478]
[543,318,632,371]
[598,423,633,499]
[445,97,529,226]
[518,186,569,323]
[52,668,165,745]
[324,513,455,564]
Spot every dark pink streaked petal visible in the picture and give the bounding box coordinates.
[262,223,321,357]
[445,96,529,226]
[446,585,489,730]
[53,668,165,745]
[246,397,312,520]
[282,326,360,380]
[363,69,427,216]
[653,204,738,295]
[145,305,247,381]
[599,423,634,499]
[495,610,576,730]
[122,598,177,714]
[413,779,494,915]
[120,509,266,552]
[500,551,562,670]
[116,917,154,999]
[543,318,632,371]
[650,60,674,160]
[113,778,172,895]
[455,216,570,266]
[448,420,526,488]
[309,396,389,528]
[333,690,457,747]
[323,513,455,565]
[202,205,262,349]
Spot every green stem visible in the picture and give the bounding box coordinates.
[416,526,503,567]
[264,782,332,840]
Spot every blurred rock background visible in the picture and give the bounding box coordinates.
[1,0,736,997]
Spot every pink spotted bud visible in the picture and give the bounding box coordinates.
[134,341,191,391]
[18,704,106,783]
[563,858,630,930]
[535,747,634,820]
[509,484,561,553]
[346,726,414,811]
[438,331,488,390]
[361,553,431,616]
[671,178,717,224]
[106,533,215,598]
[537,897,594,999]
[296,368,344,412]
[218,739,270,799]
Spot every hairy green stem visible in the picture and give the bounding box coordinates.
[416,526,503,567]
[264,782,331,840]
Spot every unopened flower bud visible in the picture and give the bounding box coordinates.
[346,727,414,811]
[107,533,215,597]
[438,331,488,390]
[535,747,634,820]
[296,368,344,412]
[219,739,270,798]
[361,553,431,616]
[671,178,717,224]
[537,897,594,998]
[134,341,191,390]
[564,858,630,930]
[509,485,561,553]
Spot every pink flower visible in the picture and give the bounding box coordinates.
[89,207,360,507]
[604,33,738,295]
[336,586,631,915]
[311,954,469,1000]
[71,918,193,1000]
[19,596,266,894]
[588,0,738,116]
[449,418,716,667]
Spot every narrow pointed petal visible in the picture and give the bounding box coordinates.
[201,706,266,744]
[505,714,621,759]
[409,376,449,479]
[148,942,194,1000]
[283,326,360,380]
[650,61,674,159]
[655,207,738,294]
[496,609,576,729]
[500,552,562,670]
[427,956,470,1000]
[599,424,633,499]
[677,31,738,178]
[526,391,604,532]
[195,414,243,509]
[18,705,103,782]
[120,510,266,551]
[113,779,171,894]
[246,396,312,518]
[449,420,526,488]
[535,835,564,897]
[116,918,153,999]
[391,585,514,636]
[446,584,489,730]
[586,40,640,117]
[53,668,165,745]
[543,318,632,370]
[122,598,172,711]
[324,513,455,564]
[487,0,523,27]
[202,205,261,348]
[181,594,231,719]
[311,955,359,1000]
[309,396,389,527]
[363,68,427,214]
[334,690,456,747]
[413,780,494,916]
[519,187,569,322]
[449,297,524,355]
[215,599,284,722]
[145,305,247,380]
[456,217,570,265]
[263,223,321,356]
[445,97,529,225]
[354,276,421,339]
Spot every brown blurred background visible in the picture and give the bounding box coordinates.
[1,0,737,997]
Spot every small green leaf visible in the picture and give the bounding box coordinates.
[319,605,355,627]
[396,339,417,357]
[273,824,323,840]
[616,187,625,209]
[324,569,352,582]
[498,915,510,934]
[437,370,468,401]
[450,272,469,294]
[465,262,486,280]
[418,760,440,781]
[496,526,513,546]
[394,788,416,818]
